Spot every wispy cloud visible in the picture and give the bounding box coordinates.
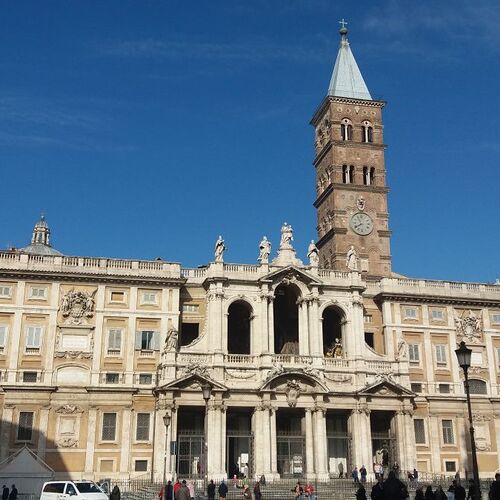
[98,36,331,65]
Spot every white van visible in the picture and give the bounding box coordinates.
[40,481,108,500]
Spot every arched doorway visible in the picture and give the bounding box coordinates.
[273,284,300,354]
[322,306,343,356]
[228,301,251,354]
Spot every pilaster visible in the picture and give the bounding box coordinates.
[313,406,329,481]
[349,407,372,472]
[0,406,14,460]
[305,408,315,478]
[119,408,132,474]
[37,406,50,460]
[85,408,98,473]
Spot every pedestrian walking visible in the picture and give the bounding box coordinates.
[242,485,251,499]
[352,467,360,484]
[381,471,406,500]
[207,480,216,500]
[434,485,446,500]
[110,485,121,500]
[370,477,384,500]
[173,480,182,498]
[338,461,344,478]
[356,485,367,500]
[187,481,194,500]
[253,482,262,500]
[490,473,500,500]
[8,486,17,500]
[392,462,400,478]
[424,485,434,500]
[2,486,8,500]
[175,482,190,500]
[454,481,465,500]
[360,465,367,484]
[414,488,424,500]
[218,480,228,500]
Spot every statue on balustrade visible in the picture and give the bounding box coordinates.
[326,338,343,358]
[258,236,271,263]
[214,235,225,262]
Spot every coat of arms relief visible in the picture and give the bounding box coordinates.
[454,309,483,344]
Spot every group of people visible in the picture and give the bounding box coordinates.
[1,485,17,500]
[291,481,315,499]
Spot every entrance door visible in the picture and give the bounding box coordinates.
[177,431,204,478]
[327,433,351,476]
[277,434,305,477]
[226,431,253,479]
[371,432,396,469]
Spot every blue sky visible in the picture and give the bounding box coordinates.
[0,0,499,283]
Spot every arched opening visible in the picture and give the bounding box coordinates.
[362,121,374,143]
[467,379,487,395]
[274,284,300,354]
[341,119,353,141]
[227,301,252,354]
[342,165,349,184]
[349,165,355,184]
[322,306,343,356]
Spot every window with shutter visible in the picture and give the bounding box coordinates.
[414,419,426,444]
[435,345,447,365]
[136,413,150,441]
[107,329,122,354]
[0,325,7,349]
[442,420,454,444]
[102,413,117,441]
[408,344,420,363]
[17,411,34,441]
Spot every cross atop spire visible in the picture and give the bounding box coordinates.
[338,18,348,29]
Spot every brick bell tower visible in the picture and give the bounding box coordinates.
[311,22,392,277]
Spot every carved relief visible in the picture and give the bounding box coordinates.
[473,416,491,451]
[57,437,78,448]
[54,351,92,360]
[181,362,209,378]
[455,310,483,344]
[225,369,257,380]
[285,380,301,407]
[324,373,352,383]
[60,289,96,325]
[56,404,84,414]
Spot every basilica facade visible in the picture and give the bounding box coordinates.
[0,27,500,484]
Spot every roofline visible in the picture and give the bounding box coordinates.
[310,96,386,126]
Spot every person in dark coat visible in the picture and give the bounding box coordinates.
[490,473,500,500]
[175,483,190,500]
[370,477,384,500]
[253,482,262,500]
[110,485,121,500]
[356,485,367,500]
[2,486,9,500]
[414,487,424,500]
[434,485,446,500]
[424,485,435,500]
[164,481,173,500]
[218,480,228,499]
[8,486,17,500]
[207,480,216,500]
[382,471,406,500]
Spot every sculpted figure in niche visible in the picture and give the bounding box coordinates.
[214,236,225,262]
[258,236,271,263]
[346,246,358,271]
[279,223,294,249]
[326,338,343,358]
[164,326,178,352]
[397,339,408,360]
[307,240,319,267]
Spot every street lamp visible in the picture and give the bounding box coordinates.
[202,383,212,499]
[455,341,480,500]
[162,413,171,500]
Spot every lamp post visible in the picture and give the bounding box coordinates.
[202,383,212,500]
[162,413,171,500]
[455,341,480,500]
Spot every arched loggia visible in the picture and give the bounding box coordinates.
[322,306,344,356]
[227,301,252,354]
[273,283,300,354]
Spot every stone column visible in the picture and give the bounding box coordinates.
[394,410,416,472]
[259,288,270,353]
[37,406,50,460]
[207,402,226,480]
[268,297,275,354]
[253,408,265,477]
[349,408,372,472]
[309,293,321,357]
[298,299,309,356]
[255,405,272,476]
[85,408,98,473]
[270,407,278,477]
[351,297,364,359]
[0,405,14,460]
[119,408,132,475]
[305,408,315,478]
[168,408,178,479]
[313,407,329,481]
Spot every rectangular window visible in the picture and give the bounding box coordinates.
[442,420,454,444]
[408,344,420,363]
[134,460,148,472]
[493,314,500,325]
[438,384,450,394]
[414,419,426,444]
[182,304,199,313]
[411,383,422,393]
[137,330,155,351]
[29,286,47,299]
[17,411,34,441]
[23,371,38,383]
[0,325,7,348]
[110,291,125,302]
[141,292,157,305]
[105,373,119,384]
[363,315,373,324]
[431,309,444,321]
[136,413,150,441]
[107,329,122,355]
[364,332,374,349]
[0,286,11,297]
[139,373,153,385]
[404,307,417,319]
[497,347,500,366]
[26,326,42,352]
[102,413,117,441]
[435,345,447,365]
[445,461,457,472]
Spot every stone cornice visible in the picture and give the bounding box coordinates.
[374,291,500,307]
[310,96,385,126]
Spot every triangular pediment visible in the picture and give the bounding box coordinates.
[158,371,227,392]
[0,446,54,476]
[261,265,322,286]
[358,377,414,397]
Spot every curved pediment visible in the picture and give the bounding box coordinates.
[260,368,329,393]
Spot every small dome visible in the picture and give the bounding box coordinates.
[20,214,63,256]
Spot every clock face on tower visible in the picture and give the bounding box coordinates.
[350,212,374,236]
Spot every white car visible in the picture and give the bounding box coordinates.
[40,481,108,500]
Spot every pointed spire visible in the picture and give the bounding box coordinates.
[328,21,372,100]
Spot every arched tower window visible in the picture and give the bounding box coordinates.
[349,165,355,184]
[322,306,343,356]
[342,165,349,184]
[228,301,252,354]
[341,118,353,141]
[362,121,374,143]
[363,167,375,186]
[273,284,300,354]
